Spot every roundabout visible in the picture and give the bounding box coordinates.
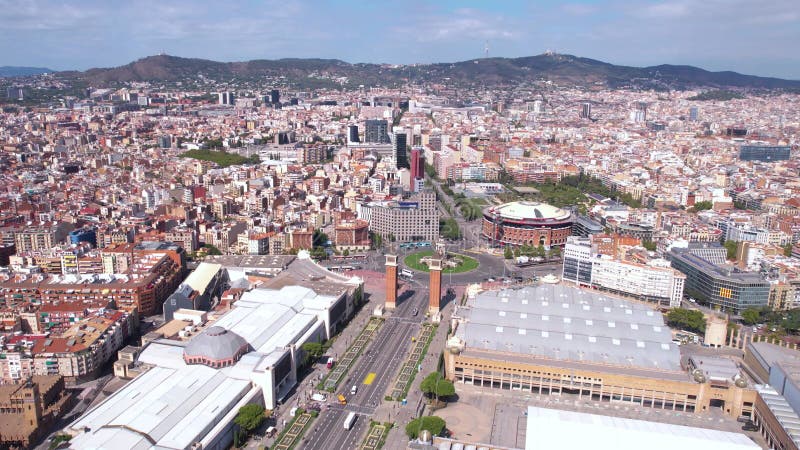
[403,250,479,274]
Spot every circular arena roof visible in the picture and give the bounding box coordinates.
[489,201,571,222]
[184,326,249,364]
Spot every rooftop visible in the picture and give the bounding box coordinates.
[453,284,682,373]
[488,201,572,221]
[524,405,759,450]
[755,385,800,448]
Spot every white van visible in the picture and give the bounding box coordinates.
[350,385,358,395]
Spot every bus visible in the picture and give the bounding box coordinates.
[331,254,367,262]
[343,412,357,430]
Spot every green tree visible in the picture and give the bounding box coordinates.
[783,243,794,257]
[548,246,561,259]
[302,342,325,359]
[48,434,72,450]
[691,201,713,212]
[343,248,350,256]
[313,230,329,248]
[405,416,446,439]
[504,246,513,260]
[440,218,461,240]
[741,308,760,326]
[204,244,223,255]
[723,240,738,260]
[666,308,706,334]
[420,372,456,400]
[641,240,657,252]
[234,404,265,434]
[370,231,383,249]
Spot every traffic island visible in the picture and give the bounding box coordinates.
[389,323,437,401]
[319,317,384,392]
[403,250,478,274]
[359,421,393,450]
[272,410,316,450]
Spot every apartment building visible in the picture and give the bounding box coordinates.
[562,237,685,307]
[359,191,438,242]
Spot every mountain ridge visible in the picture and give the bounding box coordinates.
[0,66,54,78]
[54,54,800,89]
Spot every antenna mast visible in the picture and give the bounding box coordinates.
[484,41,489,59]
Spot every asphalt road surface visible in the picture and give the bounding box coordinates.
[301,284,427,450]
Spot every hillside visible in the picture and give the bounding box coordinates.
[60,54,800,90]
[0,66,53,77]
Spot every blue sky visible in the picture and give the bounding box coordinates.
[1,0,798,79]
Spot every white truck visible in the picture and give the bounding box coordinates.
[343,411,357,430]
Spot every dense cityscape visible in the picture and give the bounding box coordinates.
[1,3,800,450]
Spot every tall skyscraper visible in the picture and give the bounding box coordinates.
[393,132,408,168]
[218,92,234,105]
[347,125,360,144]
[364,119,390,143]
[689,107,699,121]
[269,89,280,104]
[580,102,591,119]
[409,147,423,191]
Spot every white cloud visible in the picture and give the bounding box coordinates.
[0,0,102,30]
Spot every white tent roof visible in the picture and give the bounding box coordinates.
[525,406,759,450]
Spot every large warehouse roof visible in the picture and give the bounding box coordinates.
[453,284,682,373]
[67,284,338,449]
[524,406,760,450]
[488,201,571,221]
[68,366,252,450]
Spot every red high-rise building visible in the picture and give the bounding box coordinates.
[409,148,423,191]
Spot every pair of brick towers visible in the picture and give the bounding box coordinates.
[384,254,440,314]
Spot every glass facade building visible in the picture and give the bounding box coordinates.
[668,247,769,313]
[739,145,791,162]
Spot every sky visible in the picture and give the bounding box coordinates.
[1,0,798,79]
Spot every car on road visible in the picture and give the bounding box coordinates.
[412,308,418,316]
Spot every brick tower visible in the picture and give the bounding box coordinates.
[385,254,398,309]
[428,258,442,315]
